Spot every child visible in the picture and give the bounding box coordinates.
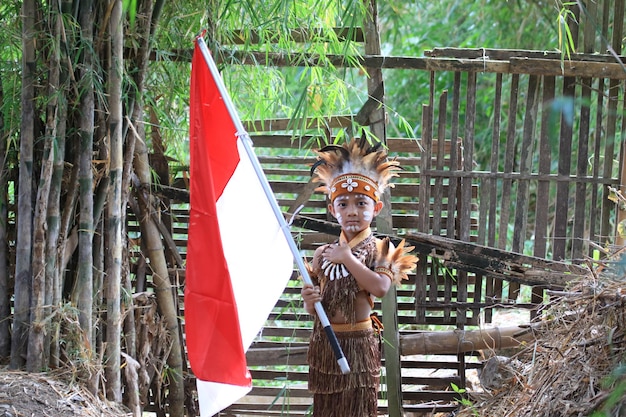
[301,137,418,417]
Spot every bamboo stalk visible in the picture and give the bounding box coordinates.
[400,325,535,356]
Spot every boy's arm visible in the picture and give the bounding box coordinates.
[301,246,325,315]
[301,283,321,315]
[324,241,391,298]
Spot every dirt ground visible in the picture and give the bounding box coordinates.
[0,367,130,417]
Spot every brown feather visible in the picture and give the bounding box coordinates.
[374,238,418,285]
[389,239,419,284]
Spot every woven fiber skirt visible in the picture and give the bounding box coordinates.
[307,319,381,417]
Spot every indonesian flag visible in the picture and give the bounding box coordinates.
[185,38,294,416]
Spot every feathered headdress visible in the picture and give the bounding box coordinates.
[311,135,401,202]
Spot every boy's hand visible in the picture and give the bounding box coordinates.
[301,283,322,304]
[323,241,352,264]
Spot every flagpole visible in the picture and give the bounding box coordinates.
[195,36,350,375]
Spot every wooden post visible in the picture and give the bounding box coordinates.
[362,0,403,415]
[611,0,626,246]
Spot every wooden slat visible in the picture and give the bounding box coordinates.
[431,91,448,237]
[410,169,620,183]
[269,180,481,196]
[250,340,310,349]
[403,316,480,326]
[401,359,482,370]
[251,133,455,155]
[427,90,449,323]
[481,111,496,323]
[498,73,518,254]
[509,57,626,80]
[534,76,555,259]
[446,73,462,240]
[607,0,626,249]
[589,74,605,251]
[244,386,310,397]
[403,403,459,413]
[425,47,626,63]
[486,72,502,256]
[531,75,556,320]
[420,94,437,326]
[254,326,311,338]
[243,115,353,132]
[402,390,461,402]
[553,76,577,260]
[389,137,454,154]
[249,369,309,382]
[571,78,592,259]
[599,79,624,247]
[401,375,461,388]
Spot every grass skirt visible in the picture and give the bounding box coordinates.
[307,320,381,417]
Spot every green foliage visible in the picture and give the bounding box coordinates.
[122,0,138,29]
[557,2,578,61]
[590,364,626,417]
[377,1,559,138]
[451,382,479,416]
[379,1,558,53]
[0,1,22,143]
[207,0,367,138]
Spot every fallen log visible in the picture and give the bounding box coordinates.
[400,324,536,356]
[403,232,590,288]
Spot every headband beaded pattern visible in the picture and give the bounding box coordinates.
[330,173,379,202]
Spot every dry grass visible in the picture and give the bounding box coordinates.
[455,256,626,417]
[0,368,131,416]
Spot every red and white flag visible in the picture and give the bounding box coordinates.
[185,38,294,417]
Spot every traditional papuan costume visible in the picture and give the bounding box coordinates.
[306,137,418,417]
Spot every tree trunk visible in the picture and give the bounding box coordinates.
[58,167,79,288]
[94,218,105,348]
[47,45,67,369]
[28,1,63,371]
[123,0,184,412]
[0,63,10,360]
[76,0,95,391]
[132,125,185,417]
[120,133,138,410]
[11,0,36,370]
[27,137,54,372]
[105,0,124,403]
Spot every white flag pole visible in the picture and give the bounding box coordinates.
[195,36,350,374]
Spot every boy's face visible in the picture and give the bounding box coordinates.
[328,193,383,235]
